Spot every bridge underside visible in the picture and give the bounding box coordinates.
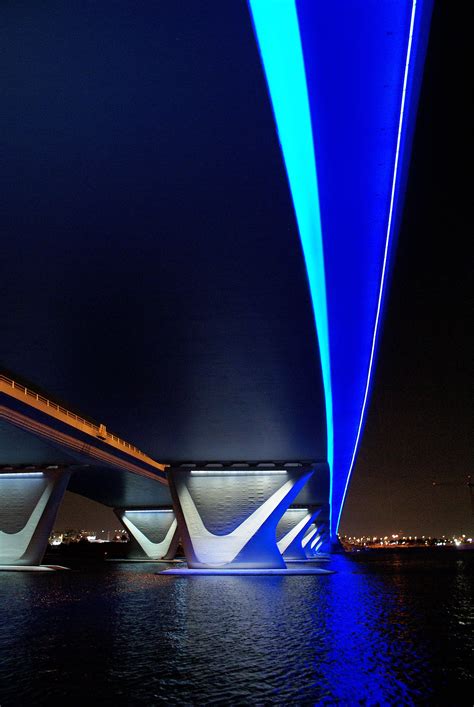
[0,407,330,567]
[1,1,432,567]
[0,420,171,508]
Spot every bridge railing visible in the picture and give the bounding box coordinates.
[0,373,156,464]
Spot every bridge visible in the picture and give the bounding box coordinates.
[0,1,432,570]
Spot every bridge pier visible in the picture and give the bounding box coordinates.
[0,469,70,567]
[302,521,332,558]
[114,509,179,561]
[168,466,314,569]
[277,507,321,561]
[302,523,318,557]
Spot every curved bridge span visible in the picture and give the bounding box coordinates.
[0,1,432,568]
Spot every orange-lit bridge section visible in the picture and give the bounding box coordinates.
[0,374,174,567]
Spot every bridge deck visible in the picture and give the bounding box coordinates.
[0,374,171,508]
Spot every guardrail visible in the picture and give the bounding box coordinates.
[0,373,156,463]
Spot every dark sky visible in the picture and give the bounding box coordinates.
[2,2,472,537]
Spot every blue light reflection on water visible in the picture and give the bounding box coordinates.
[0,552,472,705]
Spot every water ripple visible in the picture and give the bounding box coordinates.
[0,551,472,705]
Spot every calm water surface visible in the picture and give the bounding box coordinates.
[0,551,472,705]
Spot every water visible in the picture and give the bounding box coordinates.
[0,551,472,705]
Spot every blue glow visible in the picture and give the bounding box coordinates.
[250,0,432,538]
[301,525,317,549]
[333,1,419,531]
[296,0,431,536]
[248,0,334,535]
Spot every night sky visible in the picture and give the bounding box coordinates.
[2,2,472,537]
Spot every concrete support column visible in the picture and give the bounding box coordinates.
[114,509,179,560]
[303,522,329,557]
[276,507,321,561]
[0,469,71,566]
[302,523,318,556]
[168,467,314,569]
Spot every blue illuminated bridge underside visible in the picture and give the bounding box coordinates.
[0,0,432,550]
[250,0,433,535]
